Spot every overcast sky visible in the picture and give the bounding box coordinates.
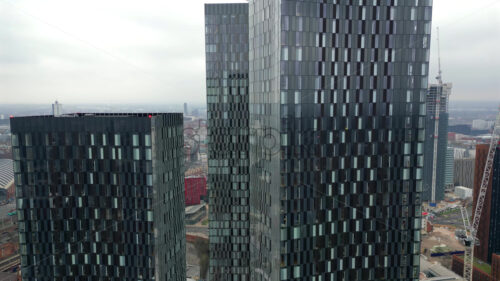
[0,0,499,104]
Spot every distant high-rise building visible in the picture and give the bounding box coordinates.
[472,119,495,131]
[52,100,63,116]
[204,3,250,281]
[454,158,475,189]
[473,144,500,263]
[445,147,454,189]
[11,113,186,281]
[247,1,431,280]
[453,147,473,159]
[184,103,189,116]
[423,83,452,202]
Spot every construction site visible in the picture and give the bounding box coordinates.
[419,28,500,281]
[420,108,500,281]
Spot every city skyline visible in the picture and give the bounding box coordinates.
[1,0,499,104]
[1,0,499,280]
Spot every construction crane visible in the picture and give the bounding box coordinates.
[461,108,500,281]
[430,27,443,204]
[435,27,443,86]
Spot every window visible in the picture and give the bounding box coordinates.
[114,134,121,146]
[296,47,302,61]
[281,268,288,280]
[11,134,18,146]
[281,134,288,146]
[282,46,288,61]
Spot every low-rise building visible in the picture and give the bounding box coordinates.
[452,254,500,281]
[0,159,14,202]
[420,256,464,280]
[185,204,207,225]
[455,186,473,199]
[185,176,207,206]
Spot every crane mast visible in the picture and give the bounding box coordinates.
[436,27,443,85]
[462,109,500,281]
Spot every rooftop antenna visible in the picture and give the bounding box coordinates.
[436,27,443,85]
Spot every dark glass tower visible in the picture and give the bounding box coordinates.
[488,146,500,263]
[422,83,451,202]
[248,1,432,280]
[445,147,454,189]
[11,113,185,281]
[205,4,250,281]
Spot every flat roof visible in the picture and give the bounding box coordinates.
[0,272,18,281]
[185,204,206,215]
[420,256,464,280]
[0,159,13,188]
[0,202,16,218]
[11,112,180,118]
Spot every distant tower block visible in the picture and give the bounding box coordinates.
[183,102,188,116]
[52,101,62,116]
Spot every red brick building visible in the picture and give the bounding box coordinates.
[492,253,500,280]
[0,242,18,259]
[184,176,207,206]
[473,144,500,263]
[5,182,15,200]
[452,255,492,281]
[452,254,500,281]
[448,132,456,141]
[473,144,494,262]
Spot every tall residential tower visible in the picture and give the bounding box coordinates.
[205,4,250,281]
[422,83,452,202]
[248,1,432,280]
[206,1,433,280]
[11,113,186,281]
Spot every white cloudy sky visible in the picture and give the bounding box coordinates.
[0,0,499,104]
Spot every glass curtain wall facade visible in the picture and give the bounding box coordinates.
[11,113,185,281]
[444,147,454,189]
[422,83,451,202]
[488,147,500,263]
[248,1,432,280]
[205,4,250,281]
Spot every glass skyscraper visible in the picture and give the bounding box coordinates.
[488,146,500,264]
[205,1,432,280]
[445,147,454,189]
[205,4,250,281]
[248,1,432,280]
[11,113,186,281]
[422,83,451,202]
